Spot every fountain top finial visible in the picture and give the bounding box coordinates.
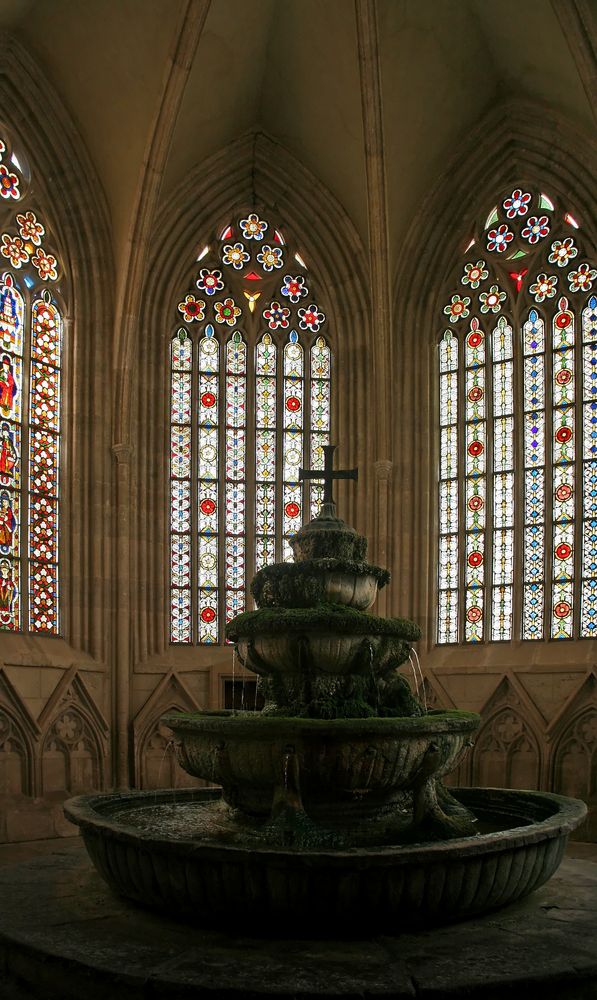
[292,446,365,562]
[299,444,358,508]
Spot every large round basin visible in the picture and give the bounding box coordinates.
[64,786,587,933]
[161,711,479,822]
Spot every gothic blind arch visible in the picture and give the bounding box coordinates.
[169,210,333,644]
[0,130,65,634]
[436,184,597,644]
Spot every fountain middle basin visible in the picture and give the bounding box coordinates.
[64,784,586,932]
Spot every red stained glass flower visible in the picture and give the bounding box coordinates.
[468,494,484,511]
[298,303,325,332]
[521,215,550,245]
[31,249,58,281]
[286,396,301,412]
[263,300,290,330]
[549,238,577,268]
[555,483,572,502]
[554,601,571,619]
[555,368,572,385]
[479,284,506,314]
[214,296,241,326]
[0,165,19,200]
[285,501,300,518]
[468,386,483,402]
[281,274,308,303]
[1,233,28,268]
[178,294,205,322]
[461,260,488,288]
[468,440,484,457]
[200,607,216,623]
[200,498,216,515]
[568,263,597,293]
[502,189,531,219]
[555,426,572,444]
[443,294,470,324]
[529,273,557,303]
[466,606,482,623]
[201,391,216,407]
[555,542,572,560]
[16,211,44,246]
[196,268,224,296]
[468,551,483,567]
[467,331,482,348]
[486,224,513,253]
[555,311,572,329]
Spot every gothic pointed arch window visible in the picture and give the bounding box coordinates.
[437,187,597,643]
[169,212,332,643]
[0,134,63,634]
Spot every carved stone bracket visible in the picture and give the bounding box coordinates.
[374,460,393,482]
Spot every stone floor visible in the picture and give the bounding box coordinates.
[1,836,597,998]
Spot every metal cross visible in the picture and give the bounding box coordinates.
[299,444,358,505]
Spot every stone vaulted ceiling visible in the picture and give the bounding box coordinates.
[0,0,593,290]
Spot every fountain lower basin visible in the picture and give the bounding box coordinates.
[64,786,587,933]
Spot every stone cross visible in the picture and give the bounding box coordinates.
[299,444,358,505]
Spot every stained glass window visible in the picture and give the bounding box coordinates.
[169,213,332,643]
[0,135,63,634]
[437,187,597,642]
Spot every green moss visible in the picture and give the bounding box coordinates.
[250,559,391,608]
[291,527,368,562]
[226,603,421,642]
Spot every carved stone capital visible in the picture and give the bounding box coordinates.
[374,460,393,482]
[112,443,133,465]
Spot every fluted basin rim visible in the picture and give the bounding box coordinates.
[64,786,586,861]
[160,709,480,740]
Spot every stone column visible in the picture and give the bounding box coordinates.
[112,442,133,789]
[374,459,392,616]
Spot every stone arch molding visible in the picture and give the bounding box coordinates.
[127,131,372,664]
[388,96,597,630]
[38,669,109,797]
[0,35,114,662]
[133,672,201,789]
[0,669,39,798]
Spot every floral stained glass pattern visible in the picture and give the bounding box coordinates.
[309,337,331,517]
[170,331,193,643]
[438,330,459,642]
[437,184,597,643]
[0,132,63,635]
[463,319,486,641]
[169,212,333,642]
[581,296,597,636]
[283,333,304,562]
[255,333,277,571]
[522,309,545,637]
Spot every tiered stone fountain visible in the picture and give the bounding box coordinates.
[65,448,586,933]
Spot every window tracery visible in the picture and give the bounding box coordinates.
[0,134,63,634]
[438,187,597,642]
[170,212,332,643]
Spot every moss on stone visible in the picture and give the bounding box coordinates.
[291,527,368,562]
[250,558,391,608]
[225,603,421,643]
